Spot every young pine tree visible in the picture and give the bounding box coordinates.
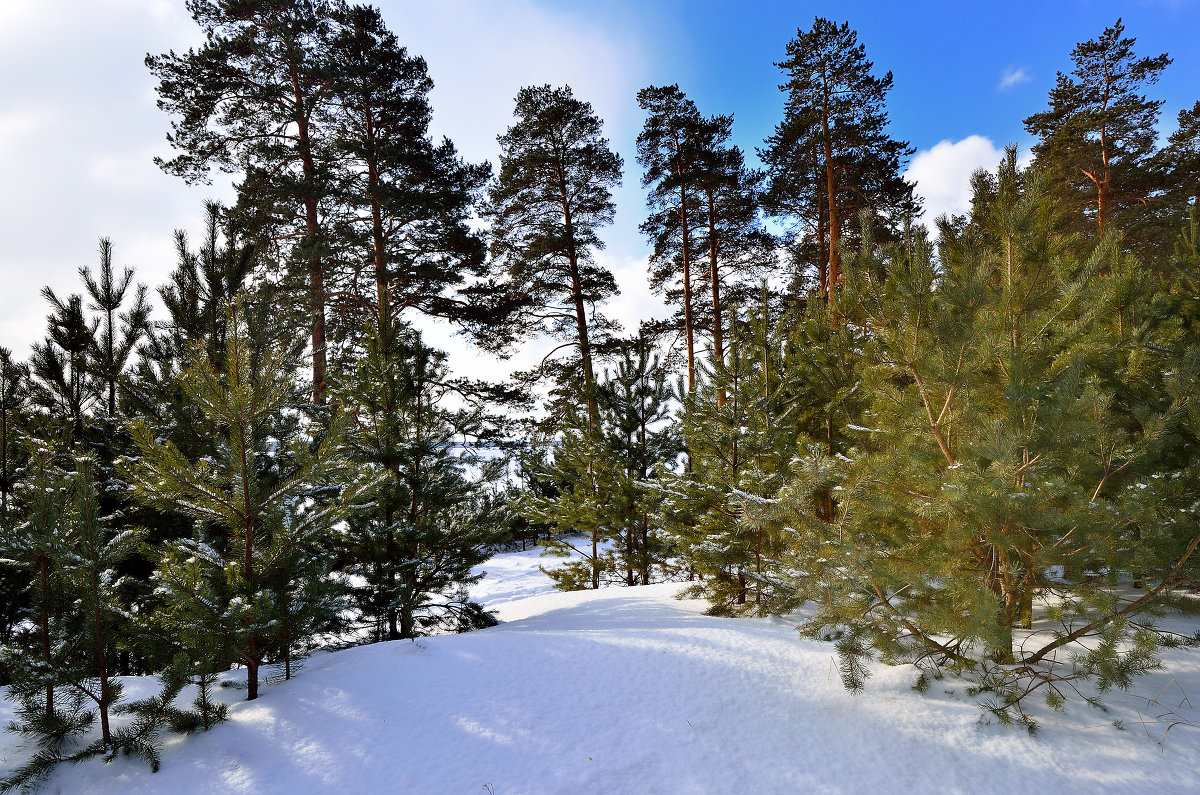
[1,453,164,792]
[0,349,31,643]
[667,291,799,612]
[125,300,350,700]
[29,291,97,441]
[336,322,499,640]
[772,156,1200,724]
[527,334,678,590]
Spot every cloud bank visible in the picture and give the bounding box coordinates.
[0,0,649,373]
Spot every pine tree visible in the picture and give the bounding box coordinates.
[0,453,167,792]
[1,449,72,726]
[1156,101,1200,225]
[0,349,30,526]
[336,322,499,639]
[594,334,678,585]
[1024,19,1171,247]
[126,202,256,453]
[667,290,799,611]
[769,154,1200,722]
[637,85,707,393]
[148,0,340,403]
[80,239,150,419]
[761,17,917,309]
[0,350,31,643]
[56,457,142,749]
[694,117,769,389]
[29,290,97,440]
[485,84,624,423]
[521,409,615,591]
[323,4,495,351]
[125,299,350,700]
[526,333,678,590]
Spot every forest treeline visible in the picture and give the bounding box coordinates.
[3,1,1200,786]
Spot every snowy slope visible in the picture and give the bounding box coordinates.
[3,543,1200,794]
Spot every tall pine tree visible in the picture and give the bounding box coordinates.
[1024,19,1171,250]
[761,17,917,309]
[486,84,624,424]
[148,0,340,403]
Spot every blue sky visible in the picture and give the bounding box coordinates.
[0,0,1197,377]
[597,0,1200,151]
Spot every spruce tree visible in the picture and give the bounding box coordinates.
[485,84,624,423]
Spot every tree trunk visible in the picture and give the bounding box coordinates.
[680,181,696,395]
[296,111,326,405]
[282,583,292,680]
[640,511,650,585]
[39,556,53,718]
[819,61,840,319]
[93,589,112,744]
[399,592,415,639]
[706,187,726,407]
[246,657,259,701]
[592,528,599,590]
[561,201,599,425]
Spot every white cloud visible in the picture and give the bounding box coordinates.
[905,135,1007,227]
[375,0,645,167]
[0,0,651,379]
[0,108,57,163]
[997,66,1031,91]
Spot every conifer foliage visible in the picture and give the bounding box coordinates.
[1024,19,1170,245]
[761,17,917,305]
[148,0,341,403]
[523,334,677,589]
[11,7,1200,789]
[769,154,1200,724]
[336,321,500,640]
[486,85,624,422]
[124,300,351,701]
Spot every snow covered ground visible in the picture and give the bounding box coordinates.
[3,542,1200,793]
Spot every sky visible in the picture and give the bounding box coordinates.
[0,0,1197,380]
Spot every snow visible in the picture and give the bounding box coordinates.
[3,542,1200,793]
